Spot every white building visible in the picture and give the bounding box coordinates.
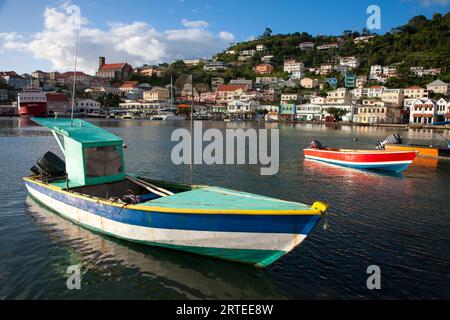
[256,44,267,51]
[227,100,256,114]
[296,104,322,121]
[310,96,326,105]
[354,35,375,44]
[369,65,383,79]
[317,43,339,50]
[203,61,227,72]
[436,98,449,116]
[299,42,315,50]
[290,70,304,80]
[320,63,333,75]
[339,56,360,69]
[427,80,449,95]
[403,98,417,112]
[367,86,386,98]
[240,49,257,56]
[409,98,436,124]
[351,88,369,99]
[143,87,170,102]
[75,99,101,112]
[256,105,279,113]
[182,58,207,66]
[326,88,350,104]
[404,86,428,99]
[261,55,274,63]
[119,101,165,112]
[283,60,304,74]
[281,94,298,103]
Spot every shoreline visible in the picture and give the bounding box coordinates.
[270,120,450,130]
[1,115,449,130]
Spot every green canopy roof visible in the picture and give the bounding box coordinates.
[32,118,122,144]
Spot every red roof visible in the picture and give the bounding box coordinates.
[100,63,126,70]
[407,86,423,89]
[116,81,139,89]
[46,93,70,102]
[0,71,23,78]
[59,71,90,77]
[216,84,249,92]
[369,86,384,89]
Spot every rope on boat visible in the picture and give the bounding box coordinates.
[126,176,174,197]
[132,176,175,196]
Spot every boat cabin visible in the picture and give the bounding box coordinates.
[32,118,125,188]
[30,117,191,204]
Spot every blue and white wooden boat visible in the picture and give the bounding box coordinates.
[24,118,328,268]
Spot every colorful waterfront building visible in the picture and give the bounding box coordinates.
[344,73,356,88]
[279,103,296,120]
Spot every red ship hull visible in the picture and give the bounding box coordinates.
[18,103,48,117]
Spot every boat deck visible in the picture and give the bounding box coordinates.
[141,186,313,212]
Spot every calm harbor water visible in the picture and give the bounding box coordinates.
[0,117,449,299]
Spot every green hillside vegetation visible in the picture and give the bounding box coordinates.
[212,13,450,87]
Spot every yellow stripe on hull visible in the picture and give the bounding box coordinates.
[23,177,325,216]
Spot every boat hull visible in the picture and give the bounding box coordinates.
[19,102,48,117]
[385,144,450,159]
[304,148,417,173]
[24,178,321,268]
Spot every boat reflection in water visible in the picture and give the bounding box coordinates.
[25,196,284,299]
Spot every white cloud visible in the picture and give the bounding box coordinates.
[0,4,234,74]
[181,19,209,28]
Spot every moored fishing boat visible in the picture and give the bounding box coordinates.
[384,144,450,158]
[376,134,450,159]
[304,140,418,173]
[23,118,329,268]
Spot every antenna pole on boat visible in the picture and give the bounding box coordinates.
[70,26,80,126]
[189,74,194,185]
[170,76,173,110]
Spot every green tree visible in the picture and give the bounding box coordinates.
[326,107,348,122]
[262,27,272,38]
[97,93,122,109]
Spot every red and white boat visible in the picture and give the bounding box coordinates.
[17,87,48,117]
[303,141,418,173]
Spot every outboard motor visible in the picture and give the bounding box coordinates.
[376,134,402,150]
[310,140,324,150]
[32,151,66,178]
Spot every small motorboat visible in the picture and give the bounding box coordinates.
[376,134,450,159]
[23,118,329,268]
[304,140,418,173]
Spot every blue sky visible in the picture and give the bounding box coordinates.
[0,0,449,74]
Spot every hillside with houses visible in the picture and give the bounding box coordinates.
[1,13,449,125]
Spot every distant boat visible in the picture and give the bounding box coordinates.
[304,140,417,173]
[383,144,450,159]
[150,113,185,121]
[24,118,329,268]
[377,134,450,159]
[121,112,135,119]
[85,110,107,118]
[18,87,47,117]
